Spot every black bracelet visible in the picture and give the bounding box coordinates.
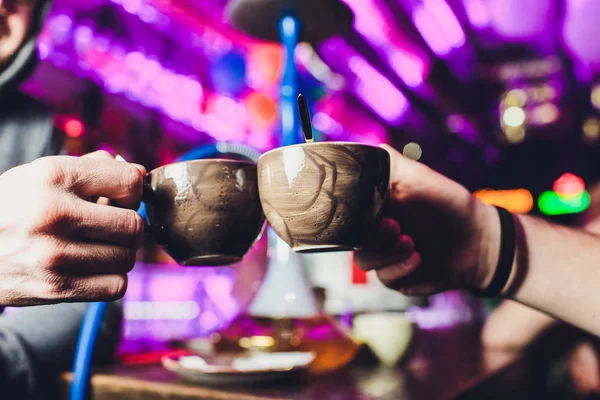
[472,206,516,298]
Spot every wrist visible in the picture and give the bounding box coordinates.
[471,201,502,292]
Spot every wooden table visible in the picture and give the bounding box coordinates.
[59,324,565,400]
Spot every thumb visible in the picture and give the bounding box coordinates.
[378,143,422,184]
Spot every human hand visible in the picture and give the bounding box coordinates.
[355,144,500,296]
[0,150,145,306]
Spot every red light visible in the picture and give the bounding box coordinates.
[352,262,368,285]
[64,119,84,138]
[553,173,585,198]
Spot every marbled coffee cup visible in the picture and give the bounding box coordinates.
[257,142,390,253]
[143,159,265,266]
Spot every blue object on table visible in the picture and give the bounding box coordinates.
[69,142,260,400]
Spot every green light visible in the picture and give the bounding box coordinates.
[538,190,590,215]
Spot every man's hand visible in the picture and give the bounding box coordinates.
[355,144,500,296]
[0,150,145,306]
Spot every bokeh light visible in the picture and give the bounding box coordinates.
[64,119,84,138]
[474,189,534,214]
[591,84,600,110]
[553,173,585,198]
[502,106,526,127]
[539,190,590,215]
[583,117,600,142]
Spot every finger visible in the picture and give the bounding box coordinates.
[82,151,146,174]
[396,282,441,297]
[95,197,111,206]
[45,274,128,302]
[82,152,113,204]
[70,200,145,247]
[52,241,137,275]
[386,270,450,297]
[82,151,130,205]
[375,251,421,285]
[56,157,146,210]
[355,219,413,271]
[379,144,421,184]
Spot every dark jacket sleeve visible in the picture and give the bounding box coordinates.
[0,93,123,400]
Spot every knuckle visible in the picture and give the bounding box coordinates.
[32,157,75,188]
[102,246,136,274]
[31,196,77,233]
[127,211,145,238]
[42,244,68,268]
[92,150,113,159]
[120,165,143,193]
[44,274,78,299]
[114,211,144,243]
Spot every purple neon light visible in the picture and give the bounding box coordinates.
[405,291,475,329]
[36,13,262,145]
[350,56,409,122]
[341,0,428,87]
[484,0,554,40]
[313,111,388,145]
[462,0,489,29]
[389,50,426,87]
[563,0,600,68]
[109,0,237,60]
[320,37,409,124]
[412,0,466,56]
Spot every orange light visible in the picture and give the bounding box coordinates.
[64,119,84,138]
[245,92,277,127]
[474,189,534,214]
[553,173,585,198]
[249,44,283,85]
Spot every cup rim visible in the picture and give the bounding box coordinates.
[147,158,256,175]
[258,141,386,159]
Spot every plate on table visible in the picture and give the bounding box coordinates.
[162,351,316,386]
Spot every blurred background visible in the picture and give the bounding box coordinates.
[19,0,600,360]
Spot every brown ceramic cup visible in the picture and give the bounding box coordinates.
[257,142,390,253]
[143,159,266,266]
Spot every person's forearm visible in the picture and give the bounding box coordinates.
[481,300,558,350]
[482,213,600,336]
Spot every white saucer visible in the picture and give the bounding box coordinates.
[162,351,316,386]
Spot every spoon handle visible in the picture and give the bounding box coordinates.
[297,94,314,143]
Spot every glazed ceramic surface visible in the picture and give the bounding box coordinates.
[257,142,390,252]
[144,159,265,266]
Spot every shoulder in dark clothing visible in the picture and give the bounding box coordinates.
[0,92,64,172]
